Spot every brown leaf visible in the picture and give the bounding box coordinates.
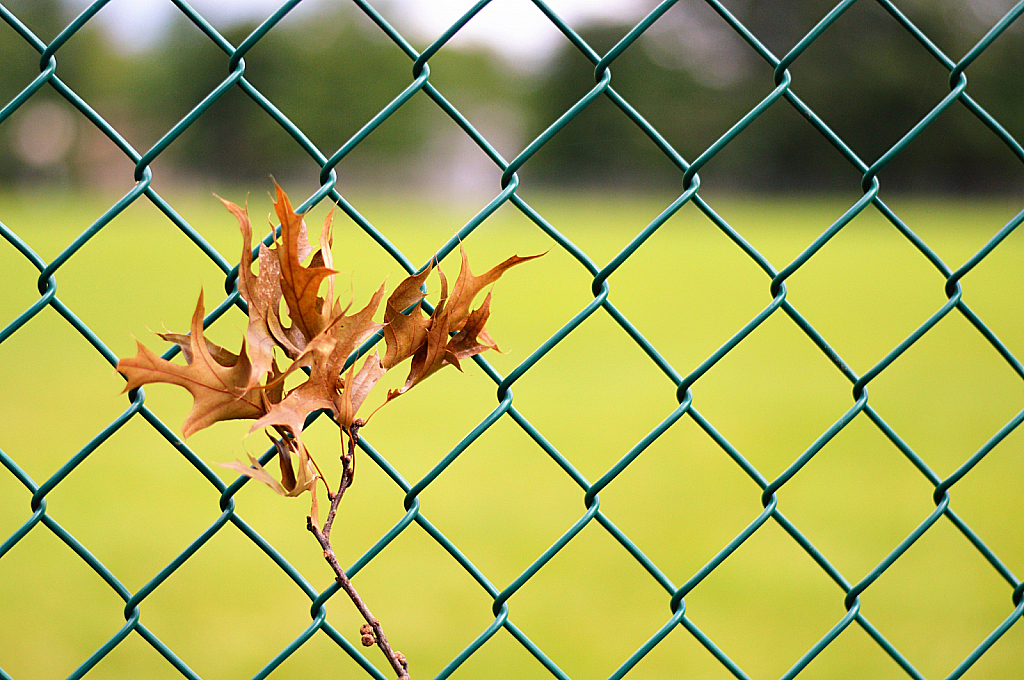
[347,351,386,415]
[381,265,432,370]
[333,351,386,431]
[263,358,286,406]
[273,183,336,347]
[218,435,319,516]
[267,304,305,359]
[219,455,287,494]
[157,331,242,368]
[328,282,386,377]
[222,196,284,385]
[272,283,383,391]
[388,263,433,313]
[251,285,386,438]
[310,210,336,332]
[384,249,541,399]
[248,376,336,439]
[256,317,342,397]
[392,296,451,398]
[382,309,429,370]
[118,291,264,438]
[446,246,542,332]
[445,290,498,362]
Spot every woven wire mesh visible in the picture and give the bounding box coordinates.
[1,1,1022,678]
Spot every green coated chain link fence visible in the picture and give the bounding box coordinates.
[2,1,1023,679]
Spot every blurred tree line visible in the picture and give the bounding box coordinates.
[1,0,1021,193]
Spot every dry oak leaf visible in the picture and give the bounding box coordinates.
[393,269,453,396]
[117,290,265,438]
[157,330,243,368]
[250,285,386,438]
[334,350,387,433]
[387,301,450,401]
[381,264,432,370]
[444,290,497,367]
[273,184,336,349]
[219,434,320,519]
[385,248,542,399]
[318,285,387,432]
[248,377,336,441]
[446,246,543,335]
[325,282,387,379]
[223,196,284,388]
[307,207,337,334]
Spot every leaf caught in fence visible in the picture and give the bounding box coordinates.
[113,183,539,680]
[223,196,284,387]
[384,246,541,400]
[273,184,336,349]
[117,290,265,438]
[118,184,539,490]
[447,246,542,333]
[219,434,320,518]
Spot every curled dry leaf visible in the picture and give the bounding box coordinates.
[118,290,264,438]
[381,264,432,370]
[255,282,386,436]
[447,247,543,333]
[383,246,542,401]
[223,196,283,388]
[273,185,336,348]
[219,434,320,520]
[446,290,497,366]
[157,330,243,368]
[335,351,387,433]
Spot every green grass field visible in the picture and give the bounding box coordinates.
[1,188,1022,680]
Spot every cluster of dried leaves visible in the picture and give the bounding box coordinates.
[119,184,536,511]
[116,185,538,679]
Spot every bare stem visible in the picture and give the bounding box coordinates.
[307,421,409,680]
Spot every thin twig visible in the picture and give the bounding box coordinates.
[307,421,409,679]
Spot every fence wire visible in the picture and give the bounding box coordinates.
[1,1,1023,679]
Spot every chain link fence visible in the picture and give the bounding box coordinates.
[1,1,1023,679]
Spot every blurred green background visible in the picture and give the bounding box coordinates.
[1,189,1021,679]
[1,0,1023,679]
[1,0,1023,194]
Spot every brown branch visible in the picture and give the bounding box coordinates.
[307,421,409,679]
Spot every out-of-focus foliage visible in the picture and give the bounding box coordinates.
[529,0,1024,192]
[1,0,1021,192]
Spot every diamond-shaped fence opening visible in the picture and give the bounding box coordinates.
[1,1,1022,679]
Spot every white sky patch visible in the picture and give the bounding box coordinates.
[383,0,654,66]
[66,0,654,65]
